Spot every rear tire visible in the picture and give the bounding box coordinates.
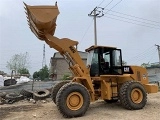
[119,81,147,110]
[51,81,70,104]
[56,82,90,118]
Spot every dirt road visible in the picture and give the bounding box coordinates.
[0,92,160,120]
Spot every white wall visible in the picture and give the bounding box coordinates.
[0,75,4,86]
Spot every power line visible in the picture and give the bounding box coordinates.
[132,49,156,62]
[103,16,160,29]
[104,0,114,9]
[104,0,123,14]
[131,49,157,64]
[148,49,158,64]
[133,48,156,62]
[105,13,160,27]
[82,0,122,46]
[79,19,93,44]
[97,0,106,7]
[80,0,106,44]
[127,46,155,61]
[127,46,156,63]
[104,9,160,24]
[128,51,155,65]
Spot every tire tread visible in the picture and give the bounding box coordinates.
[56,82,90,118]
[119,81,147,110]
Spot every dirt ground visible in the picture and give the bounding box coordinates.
[0,92,160,120]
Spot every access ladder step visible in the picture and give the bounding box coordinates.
[111,96,118,99]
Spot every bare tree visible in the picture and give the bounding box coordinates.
[6,52,30,74]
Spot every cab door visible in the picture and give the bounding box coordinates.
[110,49,123,75]
[101,49,123,75]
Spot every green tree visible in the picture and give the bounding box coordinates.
[18,68,30,75]
[33,71,40,79]
[141,63,150,68]
[62,74,70,80]
[33,65,49,80]
[141,62,160,68]
[6,52,30,74]
[39,65,49,80]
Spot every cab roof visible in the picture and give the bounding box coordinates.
[85,45,117,52]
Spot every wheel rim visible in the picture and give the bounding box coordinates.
[131,88,143,103]
[66,92,83,110]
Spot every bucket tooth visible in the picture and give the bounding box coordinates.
[25,11,28,15]
[23,2,27,6]
[23,2,59,40]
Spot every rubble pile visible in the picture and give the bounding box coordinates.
[0,88,51,105]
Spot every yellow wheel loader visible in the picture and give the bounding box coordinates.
[24,2,158,118]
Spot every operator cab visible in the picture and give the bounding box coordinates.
[86,46,123,77]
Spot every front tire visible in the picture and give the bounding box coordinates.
[56,82,90,118]
[119,81,147,110]
[51,81,70,104]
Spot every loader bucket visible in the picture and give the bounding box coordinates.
[24,2,59,40]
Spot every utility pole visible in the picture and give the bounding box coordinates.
[88,7,104,45]
[155,44,160,65]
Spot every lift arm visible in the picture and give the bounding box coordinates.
[24,2,95,100]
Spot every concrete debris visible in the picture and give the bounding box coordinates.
[42,100,46,103]
[29,98,36,104]
[32,113,37,117]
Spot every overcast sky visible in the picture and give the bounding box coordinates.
[0,0,160,75]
